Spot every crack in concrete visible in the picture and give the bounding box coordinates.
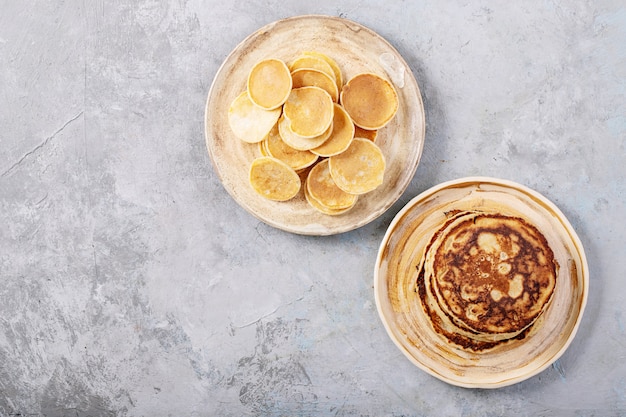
[231,286,313,329]
[1,111,84,177]
[231,305,281,330]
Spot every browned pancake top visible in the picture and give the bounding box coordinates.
[432,214,558,335]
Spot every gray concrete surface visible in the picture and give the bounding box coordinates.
[1,1,625,416]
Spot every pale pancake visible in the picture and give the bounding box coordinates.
[302,51,343,90]
[304,177,356,216]
[283,86,334,138]
[278,114,332,151]
[249,156,301,201]
[311,103,355,157]
[247,58,292,110]
[228,91,281,143]
[265,124,319,170]
[306,159,358,210]
[291,68,339,102]
[328,138,386,195]
[340,73,398,130]
[289,55,336,83]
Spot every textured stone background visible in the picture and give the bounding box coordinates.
[1,1,625,416]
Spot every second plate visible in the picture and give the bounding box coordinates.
[374,177,588,388]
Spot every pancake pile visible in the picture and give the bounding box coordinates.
[416,210,559,351]
[227,51,399,215]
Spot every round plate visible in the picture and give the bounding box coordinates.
[205,15,425,235]
[374,177,588,388]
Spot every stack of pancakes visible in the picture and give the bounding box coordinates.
[416,211,559,351]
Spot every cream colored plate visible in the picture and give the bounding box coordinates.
[374,177,588,388]
[205,15,425,235]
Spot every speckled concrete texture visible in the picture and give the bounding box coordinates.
[1,1,625,416]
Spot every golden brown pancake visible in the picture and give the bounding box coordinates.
[289,54,337,83]
[265,124,319,171]
[328,138,386,195]
[416,211,559,351]
[304,179,356,216]
[278,114,333,151]
[247,58,292,110]
[249,156,301,201]
[306,159,357,211]
[282,86,334,138]
[301,51,343,89]
[433,213,557,334]
[291,68,339,102]
[340,73,398,130]
[311,103,355,157]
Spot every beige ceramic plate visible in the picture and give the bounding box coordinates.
[205,15,425,235]
[374,177,588,388]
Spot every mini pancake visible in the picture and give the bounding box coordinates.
[249,156,301,201]
[311,103,355,157]
[306,159,358,210]
[282,86,334,138]
[302,51,343,90]
[278,114,333,151]
[247,58,292,110]
[340,73,398,130]
[228,91,281,143]
[304,177,356,216]
[291,68,339,102]
[289,55,336,83]
[328,138,386,195]
[265,124,319,171]
[354,125,378,142]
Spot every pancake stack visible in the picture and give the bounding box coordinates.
[416,211,559,351]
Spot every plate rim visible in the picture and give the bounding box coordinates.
[374,176,589,388]
[204,14,426,236]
